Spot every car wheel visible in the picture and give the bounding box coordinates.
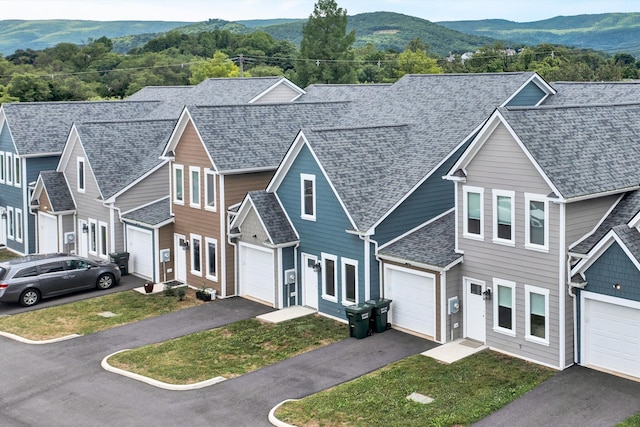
[20,289,41,307]
[96,273,114,290]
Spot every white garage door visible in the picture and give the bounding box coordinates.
[582,295,640,379]
[126,226,153,279]
[384,265,435,337]
[239,243,275,306]
[38,212,59,253]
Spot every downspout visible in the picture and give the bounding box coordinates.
[567,254,587,364]
[360,233,379,302]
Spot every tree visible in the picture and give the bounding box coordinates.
[8,73,52,102]
[189,51,241,84]
[295,0,357,86]
[396,49,443,77]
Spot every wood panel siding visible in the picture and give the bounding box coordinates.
[566,195,618,247]
[116,164,170,212]
[253,83,299,103]
[158,223,175,282]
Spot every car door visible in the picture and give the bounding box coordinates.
[63,258,95,290]
[37,261,72,297]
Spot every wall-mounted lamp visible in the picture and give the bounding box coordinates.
[1,212,6,220]
[82,223,89,233]
[313,261,321,273]
[179,239,189,250]
[613,283,622,290]
[483,288,492,301]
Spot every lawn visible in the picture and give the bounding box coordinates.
[617,412,640,426]
[0,288,204,340]
[107,314,346,384]
[276,350,555,427]
[0,249,18,262]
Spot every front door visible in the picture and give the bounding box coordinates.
[78,220,88,257]
[174,234,187,283]
[302,253,318,309]
[465,278,486,342]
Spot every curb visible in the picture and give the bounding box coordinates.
[268,399,299,427]
[101,349,227,391]
[0,330,81,344]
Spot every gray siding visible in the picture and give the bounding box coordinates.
[459,122,563,368]
[566,196,618,247]
[253,83,299,103]
[445,264,463,341]
[117,164,170,213]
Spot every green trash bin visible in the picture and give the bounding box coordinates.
[109,252,130,275]
[345,303,373,339]
[366,298,392,333]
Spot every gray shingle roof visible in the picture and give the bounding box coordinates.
[2,101,161,156]
[299,83,392,102]
[247,191,297,245]
[378,211,461,268]
[76,119,176,199]
[39,171,76,212]
[545,82,640,106]
[611,224,640,264]
[125,86,193,101]
[187,101,352,172]
[189,77,291,103]
[499,103,640,200]
[122,198,172,227]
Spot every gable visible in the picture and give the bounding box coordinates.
[250,80,303,103]
[584,240,640,303]
[173,121,215,170]
[507,81,548,106]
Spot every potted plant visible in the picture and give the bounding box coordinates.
[143,280,155,293]
[196,286,211,301]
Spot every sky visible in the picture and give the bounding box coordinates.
[1,0,638,23]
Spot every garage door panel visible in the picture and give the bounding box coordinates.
[127,227,153,279]
[239,244,275,306]
[38,213,58,254]
[384,267,435,337]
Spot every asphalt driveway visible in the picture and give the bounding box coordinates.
[473,364,640,427]
[0,297,435,426]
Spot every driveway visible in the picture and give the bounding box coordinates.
[473,365,640,427]
[0,297,435,426]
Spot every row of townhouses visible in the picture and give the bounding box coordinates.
[1,73,640,379]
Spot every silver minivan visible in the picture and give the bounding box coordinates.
[0,254,121,307]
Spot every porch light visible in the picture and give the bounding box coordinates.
[82,223,89,233]
[1,212,6,219]
[483,288,492,301]
[613,283,622,290]
[313,261,321,273]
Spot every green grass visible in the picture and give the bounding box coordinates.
[0,249,18,262]
[0,289,204,340]
[108,315,346,384]
[276,350,555,427]
[616,412,640,426]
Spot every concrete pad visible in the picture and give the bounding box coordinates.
[422,338,487,364]
[256,306,316,323]
[133,282,188,295]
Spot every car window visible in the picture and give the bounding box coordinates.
[38,262,65,274]
[0,267,6,280]
[13,266,39,278]
[65,259,90,270]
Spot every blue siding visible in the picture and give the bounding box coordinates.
[1,123,25,253]
[506,81,547,106]
[276,144,366,319]
[583,242,640,303]
[282,246,296,307]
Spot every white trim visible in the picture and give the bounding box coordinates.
[15,208,23,243]
[492,189,515,246]
[321,253,338,302]
[0,151,4,184]
[219,174,227,297]
[341,257,358,306]
[492,278,516,337]
[524,284,550,346]
[463,185,484,240]
[162,108,218,171]
[581,290,640,310]
[500,73,556,107]
[190,233,202,276]
[189,166,201,209]
[77,157,86,193]
[204,169,217,212]
[173,164,184,205]
[570,194,623,251]
[300,173,316,221]
[6,152,13,186]
[205,237,218,282]
[247,77,305,104]
[572,229,640,277]
[98,221,108,259]
[13,154,21,188]
[88,218,98,255]
[559,202,567,367]
[7,207,14,240]
[524,193,549,252]
[463,277,486,342]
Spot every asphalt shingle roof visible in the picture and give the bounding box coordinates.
[611,224,640,264]
[122,198,172,226]
[545,82,640,106]
[299,83,392,102]
[39,170,76,212]
[76,119,176,199]
[247,191,297,245]
[378,211,461,268]
[499,103,640,200]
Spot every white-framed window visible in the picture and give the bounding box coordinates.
[77,157,85,193]
[0,152,5,183]
[15,209,23,243]
[300,173,316,221]
[89,219,98,255]
[493,278,516,336]
[205,169,217,211]
[99,221,108,258]
[190,234,202,276]
[525,284,549,345]
[525,193,549,252]
[189,166,201,208]
[493,189,515,245]
[173,164,184,204]
[14,155,21,188]
[342,258,358,305]
[6,152,13,185]
[7,207,14,239]
[205,237,218,281]
[321,253,337,302]
[463,186,483,239]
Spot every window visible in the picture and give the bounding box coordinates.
[493,279,515,336]
[7,207,14,239]
[77,157,85,192]
[0,152,4,183]
[6,153,13,185]
[190,234,202,275]
[525,194,548,251]
[525,285,549,345]
[493,190,515,244]
[15,209,23,243]
[38,262,64,274]
[89,219,97,255]
[205,238,217,281]
[99,222,108,258]
[205,170,217,210]
[14,266,38,278]
[342,258,358,305]
[190,166,201,208]
[321,253,337,301]
[14,155,20,187]
[173,164,184,204]
[65,259,90,270]
[301,173,316,221]
[463,186,483,238]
